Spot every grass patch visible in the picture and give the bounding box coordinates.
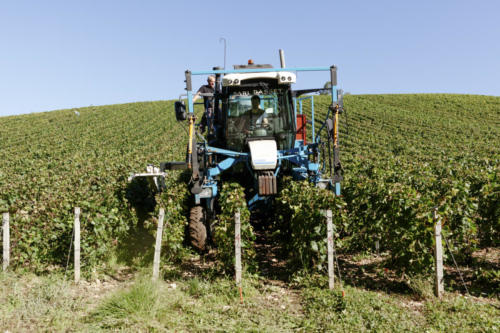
[1,266,499,332]
[290,272,499,332]
[299,285,424,332]
[298,284,500,332]
[88,273,301,332]
[406,274,435,300]
[424,296,500,332]
[87,278,161,330]
[87,270,500,332]
[0,272,86,331]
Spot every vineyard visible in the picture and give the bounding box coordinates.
[1,94,498,272]
[0,101,185,270]
[311,94,499,273]
[0,94,499,330]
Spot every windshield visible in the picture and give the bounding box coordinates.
[224,88,295,151]
[228,95,277,118]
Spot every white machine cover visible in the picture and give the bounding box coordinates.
[248,140,278,170]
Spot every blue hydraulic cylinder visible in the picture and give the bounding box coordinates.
[206,157,238,177]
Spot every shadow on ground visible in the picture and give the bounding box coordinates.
[336,254,412,295]
[445,247,499,296]
[116,170,193,269]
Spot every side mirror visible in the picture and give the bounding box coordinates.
[174,101,187,121]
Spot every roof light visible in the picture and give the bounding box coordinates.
[248,59,254,65]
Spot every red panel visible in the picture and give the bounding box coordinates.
[296,114,307,144]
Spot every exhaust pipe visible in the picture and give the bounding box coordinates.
[279,49,286,68]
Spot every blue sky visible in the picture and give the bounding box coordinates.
[1,0,499,116]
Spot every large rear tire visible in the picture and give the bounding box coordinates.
[189,206,207,251]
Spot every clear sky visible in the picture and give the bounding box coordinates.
[1,0,499,116]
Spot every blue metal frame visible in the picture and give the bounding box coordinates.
[191,67,331,75]
[185,66,341,209]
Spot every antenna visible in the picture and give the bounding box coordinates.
[219,37,227,70]
[279,49,286,68]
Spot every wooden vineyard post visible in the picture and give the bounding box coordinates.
[234,209,242,284]
[2,212,9,271]
[234,209,243,302]
[152,208,165,281]
[434,208,444,298]
[326,209,335,290]
[74,207,81,283]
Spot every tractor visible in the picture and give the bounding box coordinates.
[130,51,344,251]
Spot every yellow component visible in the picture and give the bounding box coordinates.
[187,115,194,168]
[333,106,339,147]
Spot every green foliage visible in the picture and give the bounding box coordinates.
[155,179,190,262]
[213,182,257,273]
[339,152,499,272]
[300,94,500,273]
[0,101,191,271]
[275,178,346,270]
[476,168,500,247]
[1,94,498,275]
[472,268,500,295]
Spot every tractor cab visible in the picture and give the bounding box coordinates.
[219,70,297,152]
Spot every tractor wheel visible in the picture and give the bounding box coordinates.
[189,206,207,251]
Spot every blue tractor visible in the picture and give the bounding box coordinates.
[130,51,344,251]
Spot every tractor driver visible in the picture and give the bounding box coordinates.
[234,95,267,136]
[245,95,266,126]
[193,76,215,133]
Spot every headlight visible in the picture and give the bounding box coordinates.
[227,79,233,85]
[281,76,286,81]
[234,79,239,84]
[288,76,292,81]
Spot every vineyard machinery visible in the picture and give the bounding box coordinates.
[130,50,344,251]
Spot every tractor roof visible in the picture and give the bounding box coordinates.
[222,71,296,87]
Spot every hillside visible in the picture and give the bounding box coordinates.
[1,94,499,331]
[0,101,187,269]
[0,94,498,270]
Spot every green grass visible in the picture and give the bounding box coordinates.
[87,272,500,332]
[299,284,499,332]
[0,271,87,331]
[87,278,161,329]
[1,266,498,332]
[86,271,301,332]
